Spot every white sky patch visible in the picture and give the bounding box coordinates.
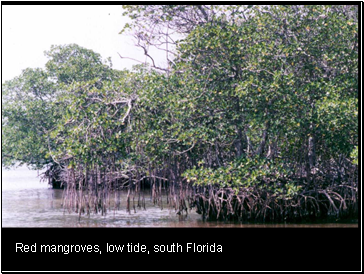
[2,5,150,83]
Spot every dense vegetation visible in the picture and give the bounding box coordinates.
[2,5,358,222]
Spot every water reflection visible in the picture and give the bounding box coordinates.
[1,166,358,228]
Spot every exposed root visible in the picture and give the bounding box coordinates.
[57,161,357,223]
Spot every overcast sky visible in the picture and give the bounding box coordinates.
[2,5,152,83]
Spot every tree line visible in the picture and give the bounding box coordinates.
[2,5,358,221]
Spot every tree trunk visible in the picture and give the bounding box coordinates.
[308,136,315,170]
[306,134,316,183]
[234,127,243,158]
[256,121,270,157]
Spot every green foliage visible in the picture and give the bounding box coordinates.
[2,5,358,205]
[183,156,300,197]
[2,68,58,168]
[44,44,114,85]
[350,146,358,165]
[2,44,117,169]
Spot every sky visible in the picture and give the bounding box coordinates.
[2,5,155,83]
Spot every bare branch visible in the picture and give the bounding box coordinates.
[117,52,145,65]
[174,142,196,155]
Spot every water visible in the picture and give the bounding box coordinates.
[1,166,358,227]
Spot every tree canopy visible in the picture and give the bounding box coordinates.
[2,5,358,221]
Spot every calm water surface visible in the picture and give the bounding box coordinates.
[2,166,358,227]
